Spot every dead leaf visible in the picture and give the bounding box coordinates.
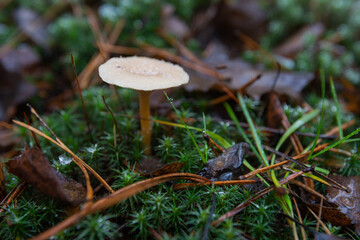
[274,22,325,58]
[185,41,313,99]
[145,162,183,177]
[198,143,249,181]
[307,202,352,227]
[161,4,190,40]
[130,157,183,177]
[213,0,267,44]
[266,92,285,129]
[7,145,85,205]
[13,7,50,50]
[0,45,38,121]
[0,44,40,72]
[327,175,360,234]
[304,175,360,234]
[0,129,20,151]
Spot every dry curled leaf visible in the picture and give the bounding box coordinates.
[7,145,85,205]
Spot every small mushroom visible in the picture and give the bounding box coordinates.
[99,56,189,155]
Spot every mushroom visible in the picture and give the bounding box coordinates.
[98,56,189,155]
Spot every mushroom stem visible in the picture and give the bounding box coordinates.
[138,90,152,155]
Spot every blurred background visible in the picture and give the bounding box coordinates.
[1,0,360,121]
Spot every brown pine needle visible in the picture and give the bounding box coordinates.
[0,182,27,214]
[173,179,258,190]
[292,196,307,240]
[306,206,331,235]
[74,157,93,210]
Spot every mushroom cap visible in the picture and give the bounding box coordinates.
[98,56,189,91]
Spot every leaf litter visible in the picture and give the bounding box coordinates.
[7,145,85,205]
[1,1,360,239]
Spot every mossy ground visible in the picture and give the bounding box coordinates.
[1,0,360,239]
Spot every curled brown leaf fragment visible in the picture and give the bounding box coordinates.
[7,145,85,205]
[131,157,183,177]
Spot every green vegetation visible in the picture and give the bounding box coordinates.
[1,0,360,239]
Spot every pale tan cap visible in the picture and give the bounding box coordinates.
[99,56,189,91]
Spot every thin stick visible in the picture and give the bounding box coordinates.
[203,133,224,154]
[262,145,347,191]
[203,133,220,156]
[240,160,290,180]
[241,143,328,180]
[291,180,326,200]
[75,157,93,211]
[71,54,93,143]
[306,206,331,235]
[292,195,306,240]
[316,197,323,231]
[0,182,27,214]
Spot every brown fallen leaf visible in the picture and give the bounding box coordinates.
[131,157,183,177]
[0,45,38,121]
[198,143,249,181]
[304,175,360,234]
[213,0,267,44]
[161,4,190,40]
[185,41,313,99]
[7,145,85,205]
[13,7,50,50]
[274,22,325,58]
[327,175,360,234]
[307,202,352,226]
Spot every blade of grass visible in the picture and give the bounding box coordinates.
[342,138,360,143]
[308,70,326,160]
[224,102,270,186]
[224,102,261,161]
[275,109,320,154]
[238,94,268,165]
[330,76,343,139]
[164,92,206,163]
[153,119,231,148]
[237,94,295,219]
[202,113,208,163]
[309,127,360,160]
